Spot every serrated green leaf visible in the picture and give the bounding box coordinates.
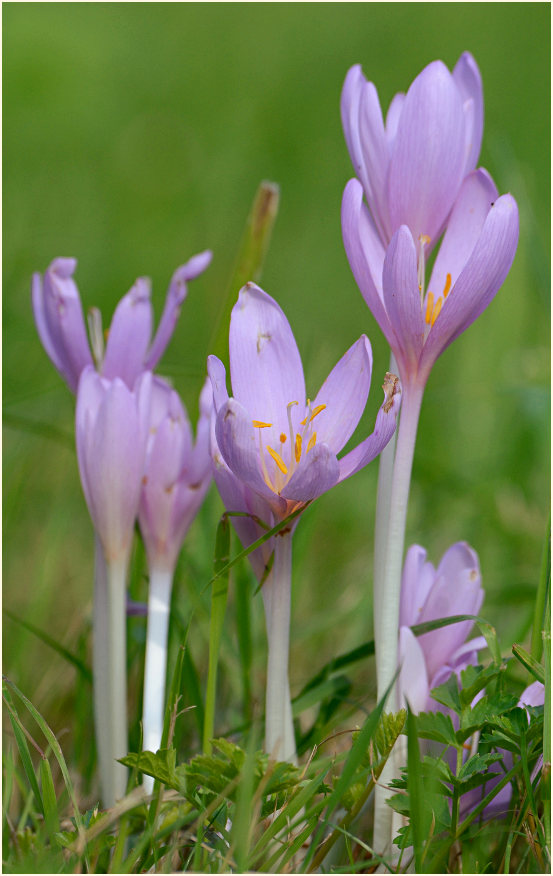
[374,709,406,758]
[458,662,505,707]
[457,752,503,782]
[430,672,461,713]
[119,749,179,790]
[415,710,458,747]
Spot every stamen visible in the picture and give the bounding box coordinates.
[417,234,431,301]
[280,433,287,444]
[257,430,276,492]
[252,420,272,428]
[266,445,288,475]
[295,433,302,463]
[309,403,326,423]
[300,399,313,426]
[443,272,452,298]
[430,297,443,326]
[425,291,434,325]
[307,432,317,453]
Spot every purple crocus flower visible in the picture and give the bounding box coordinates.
[32,250,212,392]
[342,169,519,391]
[208,282,401,762]
[208,283,401,522]
[76,366,152,565]
[397,542,486,713]
[341,53,483,249]
[138,376,212,574]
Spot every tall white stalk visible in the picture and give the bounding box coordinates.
[372,380,424,859]
[142,568,173,794]
[93,537,128,807]
[262,530,297,764]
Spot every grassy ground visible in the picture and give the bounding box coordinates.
[3,3,550,856]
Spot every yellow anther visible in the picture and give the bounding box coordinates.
[295,433,302,463]
[307,432,317,453]
[309,404,326,423]
[266,445,288,475]
[431,297,443,326]
[425,291,434,325]
[443,272,452,299]
[252,420,272,429]
[419,234,431,246]
[280,432,287,444]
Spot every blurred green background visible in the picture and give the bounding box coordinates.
[3,3,550,780]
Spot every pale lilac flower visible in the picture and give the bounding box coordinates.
[75,366,152,564]
[341,53,483,248]
[138,376,212,574]
[342,170,519,389]
[32,251,212,392]
[397,542,486,713]
[208,282,401,524]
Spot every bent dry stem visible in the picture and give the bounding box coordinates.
[93,538,128,807]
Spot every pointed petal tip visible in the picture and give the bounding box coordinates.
[49,257,78,278]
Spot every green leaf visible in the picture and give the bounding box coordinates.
[39,757,60,840]
[208,180,280,365]
[430,672,462,714]
[531,514,550,662]
[3,688,44,817]
[119,749,179,790]
[458,661,505,708]
[512,642,545,684]
[4,609,92,683]
[203,514,230,755]
[415,710,458,747]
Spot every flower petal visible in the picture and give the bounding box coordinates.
[420,192,519,375]
[385,92,405,148]
[207,354,230,413]
[453,51,484,174]
[279,442,339,503]
[418,541,483,681]
[229,283,305,433]
[145,251,212,370]
[397,626,429,713]
[310,335,373,454]
[357,76,390,240]
[382,225,425,377]
[399,544,435,628]
[36,258,93,392]
[215,397,286,509]
[387,60,467,244]
[102,278,152,387]
[338,374,401,482]
[341,179,395,348]
[427,169,498,298]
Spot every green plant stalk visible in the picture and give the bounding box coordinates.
[93,538,128,807]
[531,515,550,662]
[373,379,425,860]
[450,744,464,841]
[209,180,280,366]
[262,529,296,763]
[142,567,173,794]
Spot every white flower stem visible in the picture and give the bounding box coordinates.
[373,352,399,658]
[262,529,297,764]
[373,379,424,861]
[142,567,173,794]
[93,537,128,807]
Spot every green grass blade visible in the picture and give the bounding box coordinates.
[2,677,86,839]
[3,688,44,816]
[406,706,424,872]
[531,514,550,662]
[208,180,280,366]
[4,608,92,683]
[235,563,253,724]
[512,643,545,684]
[40,756,61,839]
[203,514,230,755]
